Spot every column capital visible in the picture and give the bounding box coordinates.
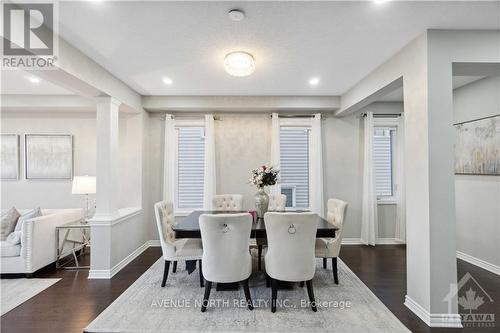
[95,96,122,107]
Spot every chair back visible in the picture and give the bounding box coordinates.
[268,194,286,211]
[154,200,176,259]
[264,212,318,282]
[212,194,243,211]
[327,198,348,236]
[200,213,253,283]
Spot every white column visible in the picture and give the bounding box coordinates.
[95,96,121,218]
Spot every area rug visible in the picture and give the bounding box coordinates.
[1,278,61,315]
[85,255,409,333]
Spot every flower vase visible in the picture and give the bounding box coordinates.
[255,187,269,220]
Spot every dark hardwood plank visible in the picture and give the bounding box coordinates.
[1,245,499,333]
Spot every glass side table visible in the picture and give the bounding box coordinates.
[55,219,90,269]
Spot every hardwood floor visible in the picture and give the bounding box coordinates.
[1,245,498,333]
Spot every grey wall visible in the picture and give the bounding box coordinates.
[453,76,500,267]
[146,103,403,241]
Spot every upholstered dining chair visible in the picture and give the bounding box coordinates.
[264,212,318,312]
[199,213,254,312]
[314,198,348,284]
[154,200,204,288]
[255,194,287,270]
[212,194,244,211]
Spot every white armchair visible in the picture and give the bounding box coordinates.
[256,194,287,270]
[154,201,203,287]
[264,212,318,312]
[199,213,253,312]
[314,198,348,284]
[212,194,243,211]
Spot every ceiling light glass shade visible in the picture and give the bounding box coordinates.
[224,51,255,77]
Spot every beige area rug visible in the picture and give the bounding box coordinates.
[85,254,409,333]
[1,278,61,315]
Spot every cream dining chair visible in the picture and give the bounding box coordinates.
[256,194,287,270]
[154,200,204,288]
[212,194,243,211]
[314,198,348,284]
[199,213,254,312]
[264,212,318,313]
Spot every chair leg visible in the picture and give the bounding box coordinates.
[266,273,271,288]
[172,261,177,273]
[198,259,204,288]
[161,260,170,287]
[242,279,254,310]
[323,258,327,269]
[258,245,263,271]
[271,278,278,313]
[332,257,338,284]
[201,280,212,312]
[306,280,317,312]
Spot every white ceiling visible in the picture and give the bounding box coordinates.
[378,76,487,102]
[1,70,75,95]
[55,1,500,96]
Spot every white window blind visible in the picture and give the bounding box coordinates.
[373,127,395,197]
[280,127,309,208]
[176,127,205,209]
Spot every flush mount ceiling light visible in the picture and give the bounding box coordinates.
[228,9,245,21]
[224,51,255,77]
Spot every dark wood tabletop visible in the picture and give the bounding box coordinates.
[173,210,337,239]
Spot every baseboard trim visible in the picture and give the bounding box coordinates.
[456,251,500,276]
[404,295,463,328]
[147,240,161,247]
[342,238,405,245]
[88,241,150,280]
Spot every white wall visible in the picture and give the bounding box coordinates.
[453,76,500,268]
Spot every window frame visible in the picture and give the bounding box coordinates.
[279,118,312,211]
[373,117,400,205]
[173,119,206,215]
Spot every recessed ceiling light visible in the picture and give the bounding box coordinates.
[309,77,320,86]
[26,75,40,84]
[162,77,173,85]
[228,9,245,22]
[224,51,255,77]
[374,0,387,4]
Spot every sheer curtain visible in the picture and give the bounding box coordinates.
[270,113,281,196]
[360,112,378,246]
[163,114,176,203]
[395,114,406,243]
[203,115,217,210]
[310,113,324,218]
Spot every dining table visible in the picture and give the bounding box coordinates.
[173,210,338,290]
[173,210,338,239]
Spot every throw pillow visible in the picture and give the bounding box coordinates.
[6,231,22,245]
[14,207,42,232]
[1,207,21,241]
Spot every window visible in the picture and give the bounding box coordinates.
[176,127,205,210]
[373,126,396,199]
[280,127,309,209]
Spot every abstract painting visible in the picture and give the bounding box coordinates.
[1,134,19,180]
[25,135,73,179]
[455,115,499,175]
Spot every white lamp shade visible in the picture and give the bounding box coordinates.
[72,176,96,194]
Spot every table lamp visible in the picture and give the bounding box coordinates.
[72,176,96,221]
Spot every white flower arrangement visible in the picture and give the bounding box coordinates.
[249,164,280,188]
